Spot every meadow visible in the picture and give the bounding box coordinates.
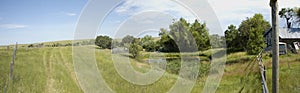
[0,44,299,93]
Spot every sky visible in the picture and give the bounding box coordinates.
[0,0,300,45]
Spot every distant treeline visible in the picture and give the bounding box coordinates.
[95,18,225,58]
[27,40,95,48]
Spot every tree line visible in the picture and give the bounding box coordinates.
[96,7,300,57]
[95,18,223,57]
[225,7,300,55]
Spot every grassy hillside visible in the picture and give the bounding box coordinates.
[0,45,299,93]
[0,47,82,93]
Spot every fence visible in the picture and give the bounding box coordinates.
[10,43,17,79]
[257,52,269,93]
[4,43,17,93]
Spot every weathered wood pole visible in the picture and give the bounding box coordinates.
[270,0,279,93]
[10,42,18,79]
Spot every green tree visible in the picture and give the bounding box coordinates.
[190,19,211,51]
[279,8,295,28]
[225,25,244,52]
[209,34,224,48]
[159,28,179,52]
[141,35,158,52]
[159,18,209,52]
[169,18,197,52]
[95,35,112,49]
[129,38,143,58]
[238,14,271,55]
[121,35,135,48]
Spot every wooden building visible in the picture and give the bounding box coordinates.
[264,28,300,54]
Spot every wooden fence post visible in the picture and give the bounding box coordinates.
[10,43,17,80]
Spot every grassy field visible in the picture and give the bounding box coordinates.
[0,45,299,93]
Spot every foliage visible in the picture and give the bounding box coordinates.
[121,35,135,48]
[28,44,34,48]
[239,14,270,55]
[112,40,121,48]
[159,18,210,52]
[225,25,244,52]
[296,8,300,24]
[168,18,198,52]
[159,28,179,52]
[209,34,225,48]
[95,35,112,49]
[225,14,270,55]
[190,19,211,51]
[279,8,295,28]
[129,38,143,58]
[140,35,159,52]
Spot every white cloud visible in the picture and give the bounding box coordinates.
[115,0,197,22]
[112,0,300,35]
[208,0,300,30]
[0,24,28,29]
[66,12,77,16]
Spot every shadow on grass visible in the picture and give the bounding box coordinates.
[226,56,253,65]
[118,53,146,63]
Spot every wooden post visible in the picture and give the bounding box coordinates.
[270,0,279,93]
[10,42,17,80]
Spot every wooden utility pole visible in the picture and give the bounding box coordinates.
[270,0,279,93]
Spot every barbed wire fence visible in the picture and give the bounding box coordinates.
[238,50,269,93]
[4,42,17,93]
[257,51,269,93]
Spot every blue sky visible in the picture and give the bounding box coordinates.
[1,0,300,45]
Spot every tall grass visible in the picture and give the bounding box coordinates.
[0,45,299,93]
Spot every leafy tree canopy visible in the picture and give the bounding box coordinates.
[95,35,112,49]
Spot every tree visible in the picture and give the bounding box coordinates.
[168,18,197,52]
[209,34,224,48]
[121,35,135,48]
[95,35,112,49]
[225,25,244,52]
[190,19,211,51]
[238,14,271,55]
[159,28,179,52]
[159,18,208,52]
[129,38,142,58]
[112,40,121,48]
[295,8,300,25]
[279,8,295,28]
[141,35,158,52]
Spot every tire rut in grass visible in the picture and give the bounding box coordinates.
[44,48,56,93]
[57,48,82,92]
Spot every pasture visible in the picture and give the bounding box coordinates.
[0,45,299,93]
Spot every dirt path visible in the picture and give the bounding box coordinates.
[44,49,56,93]
[58,48,82,90]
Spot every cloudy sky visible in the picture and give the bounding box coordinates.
[0,0,300,45]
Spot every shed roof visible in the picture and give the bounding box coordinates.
[264,28,300,39]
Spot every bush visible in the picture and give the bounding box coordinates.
[95,35,112,49]
[129,39,142,58]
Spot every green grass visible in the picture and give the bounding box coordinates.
[0,47,82,93]
[0,45,299,93]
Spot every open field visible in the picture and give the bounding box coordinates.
[0,45,300,93]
